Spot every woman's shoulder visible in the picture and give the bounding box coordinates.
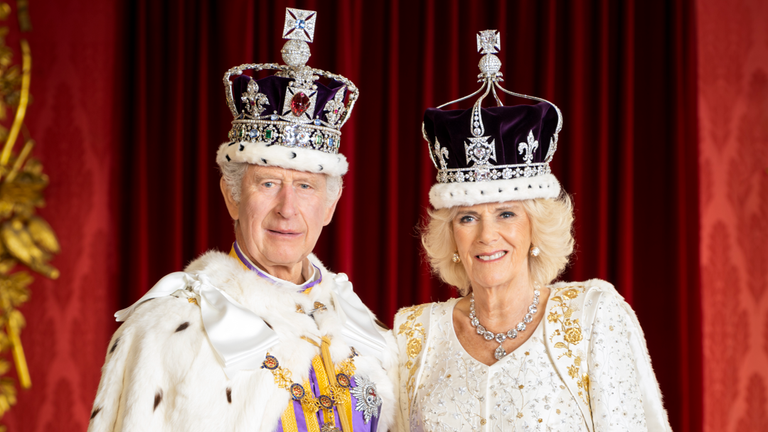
[548,278,624,304]
[393,298,461,342]
[394,298,459,325]
[546,279,630,325]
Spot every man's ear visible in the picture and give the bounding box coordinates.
[323,189,341,226]
[220,177,239,221]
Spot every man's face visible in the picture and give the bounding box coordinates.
[221,165,339,274]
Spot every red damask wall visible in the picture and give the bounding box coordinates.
[0,0,765,430]
[0,1,125,430]
[697,0,768,430]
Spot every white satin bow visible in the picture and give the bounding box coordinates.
[115,272,279,378]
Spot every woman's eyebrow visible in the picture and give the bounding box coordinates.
[457,210,480,217]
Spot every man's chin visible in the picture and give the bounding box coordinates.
[260,249,309,268]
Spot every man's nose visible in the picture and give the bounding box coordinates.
[275,184,298,218]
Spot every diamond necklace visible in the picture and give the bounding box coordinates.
[469,286,541,360]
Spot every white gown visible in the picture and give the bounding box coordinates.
[394,280,672,432]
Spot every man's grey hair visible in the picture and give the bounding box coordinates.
[221,162,342,206]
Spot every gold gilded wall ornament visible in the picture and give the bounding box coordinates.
[0,1,60,428]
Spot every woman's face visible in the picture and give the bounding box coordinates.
[452,201,532,291]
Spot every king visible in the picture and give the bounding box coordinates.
[87,8,398,432]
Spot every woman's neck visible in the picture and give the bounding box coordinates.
[471,275,537,333]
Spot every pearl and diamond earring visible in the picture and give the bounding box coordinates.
[452,252,461,263]
[530,246,540,257]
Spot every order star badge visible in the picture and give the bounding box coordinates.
[350,375,382,424]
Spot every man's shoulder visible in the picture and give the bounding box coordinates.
[119,294,203,337]
[105,294,210,383]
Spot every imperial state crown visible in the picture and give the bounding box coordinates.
[217,8,358,177]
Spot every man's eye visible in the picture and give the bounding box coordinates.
[263,182,274,188]
[299,183,311,190]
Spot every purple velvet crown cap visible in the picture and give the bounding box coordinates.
[423,101,558,170]
[232,75,346,121]
[424,101,562,209]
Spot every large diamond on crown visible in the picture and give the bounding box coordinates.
[464,137,497,167]
[472,146,489,160]
[475,167,491,182]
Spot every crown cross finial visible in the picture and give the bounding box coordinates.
[477,30,500,55]
[281,9,317,68]
[282,8,317,42]
[477,30,502,76]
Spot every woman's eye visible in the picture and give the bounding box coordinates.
[500,211,515,219]
[460,215,475,223]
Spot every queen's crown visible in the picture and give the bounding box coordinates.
[423,30,563,185]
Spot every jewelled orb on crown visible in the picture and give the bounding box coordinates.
[216,8,358,177]
[422,29,564,209]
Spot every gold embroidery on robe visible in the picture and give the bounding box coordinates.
[547,285,591,407]
[396,304,428,412]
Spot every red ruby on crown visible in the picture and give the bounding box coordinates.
[291,92,310,116]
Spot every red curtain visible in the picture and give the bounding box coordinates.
[122,3,702,430]
[5,0,702,430]
[119,1,701,430]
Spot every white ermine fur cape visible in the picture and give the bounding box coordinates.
[87,251,398,432]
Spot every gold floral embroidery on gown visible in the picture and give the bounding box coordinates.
[547,285,591,406]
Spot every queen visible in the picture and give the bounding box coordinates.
[394,30,672,431]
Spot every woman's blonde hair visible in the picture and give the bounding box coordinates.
[421,194,575,295]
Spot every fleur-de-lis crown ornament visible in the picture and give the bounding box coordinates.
[217,8,359,177]
[421,30,564,209]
